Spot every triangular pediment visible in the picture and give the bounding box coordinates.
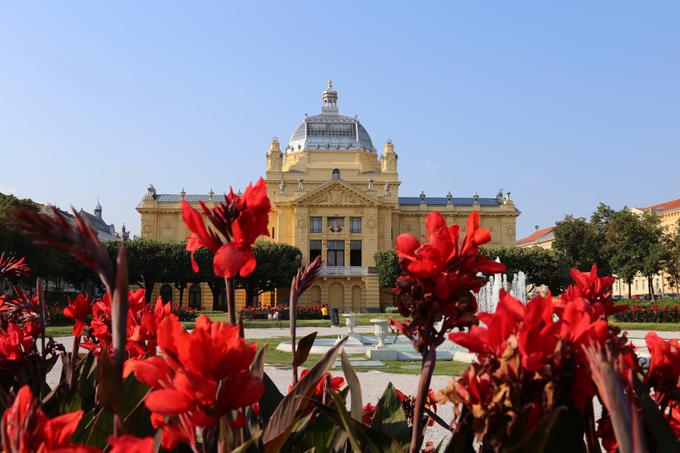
[293,179,378,207]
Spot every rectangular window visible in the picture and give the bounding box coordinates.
[310,240,322,261]
[327,217,344,233]
[350,240,362,266]
[327,240,344,266]
[350,217,362,233]
[271,227,275,239]
[310,217,322,233]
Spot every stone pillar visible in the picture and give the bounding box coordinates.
[365,275,380,312]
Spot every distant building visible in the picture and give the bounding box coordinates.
[137,82,521,311]
[517,226,554,250]
[44,199,118,242]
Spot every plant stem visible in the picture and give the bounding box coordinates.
[289,285,298,385]
[225,277,236,326]
[69,335,80,388]
[409,345,437,453]
[584,400,598,453]
[37,278,46,398]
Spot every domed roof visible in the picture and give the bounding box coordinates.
[285,81,375,153]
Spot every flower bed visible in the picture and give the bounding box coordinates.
[240,304,323,321]
[614,304,680,323]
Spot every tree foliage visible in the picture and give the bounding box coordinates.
[374,249,400,289]
[663,219,680,294]
[553,213,609,274]
[234,241,302,306]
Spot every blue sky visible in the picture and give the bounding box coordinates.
[1,2,679,238]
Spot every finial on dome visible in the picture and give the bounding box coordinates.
[322,79,338,114]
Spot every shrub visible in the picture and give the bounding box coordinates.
[614,304,680,323]
[173,307,199,322]
[240,304,323,321]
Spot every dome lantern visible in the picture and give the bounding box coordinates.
[321,80,338,114]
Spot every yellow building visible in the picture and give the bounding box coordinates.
[517,226,554,250]
[137,82,520,311]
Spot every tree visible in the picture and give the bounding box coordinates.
[106,238,170,303]
[589,203,616,276]
[606,209,645,299]
[234,241,301,307]
[163,242,193,308]
[638,210,667,299]
[553,215,607,272]
[374,249,400,288]
[663,219,680,296]
[194,248,225,311]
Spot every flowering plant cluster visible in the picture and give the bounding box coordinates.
[2,180,679,453]
[614,303,680,323]
[435,265,680,451]
[240,304,323,320]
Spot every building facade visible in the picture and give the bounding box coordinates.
[137,82,520,311]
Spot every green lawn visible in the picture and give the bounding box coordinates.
[254,336,468,376]
[613,322,680,332]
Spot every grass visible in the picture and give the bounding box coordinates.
[613,322,680,332]
[254,336,468,376]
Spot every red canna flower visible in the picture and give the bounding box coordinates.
[393,211,506,349]
[181,177,271,278]
[107,434,154,453]
[560,264,624,317]
[289,369,345,397]
[0,323,35,363]
[63,294,91,337]
[80,290,173,359]
[644,332,680,397]
[362,402,377,426]
[125,314,263,450]
[449,290,526,359]
[0,386,87,453]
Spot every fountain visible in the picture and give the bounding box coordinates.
[477,262,528,314]
[276,265,529,364]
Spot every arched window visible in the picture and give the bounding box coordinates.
[189,284,202,309]
[160,284,173,304]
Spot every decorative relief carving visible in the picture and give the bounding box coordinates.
[295,216,305,239]
[295,181,377,207]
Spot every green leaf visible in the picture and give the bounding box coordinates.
[258,371,284,424]
[341,350,362,422]
[250,342,267,379]
[633,374,679,449]
[262,336,348,452]
[293,332,318,367]
[371,383,410,449]
[330,391,363,452]
[311,399,405,453]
